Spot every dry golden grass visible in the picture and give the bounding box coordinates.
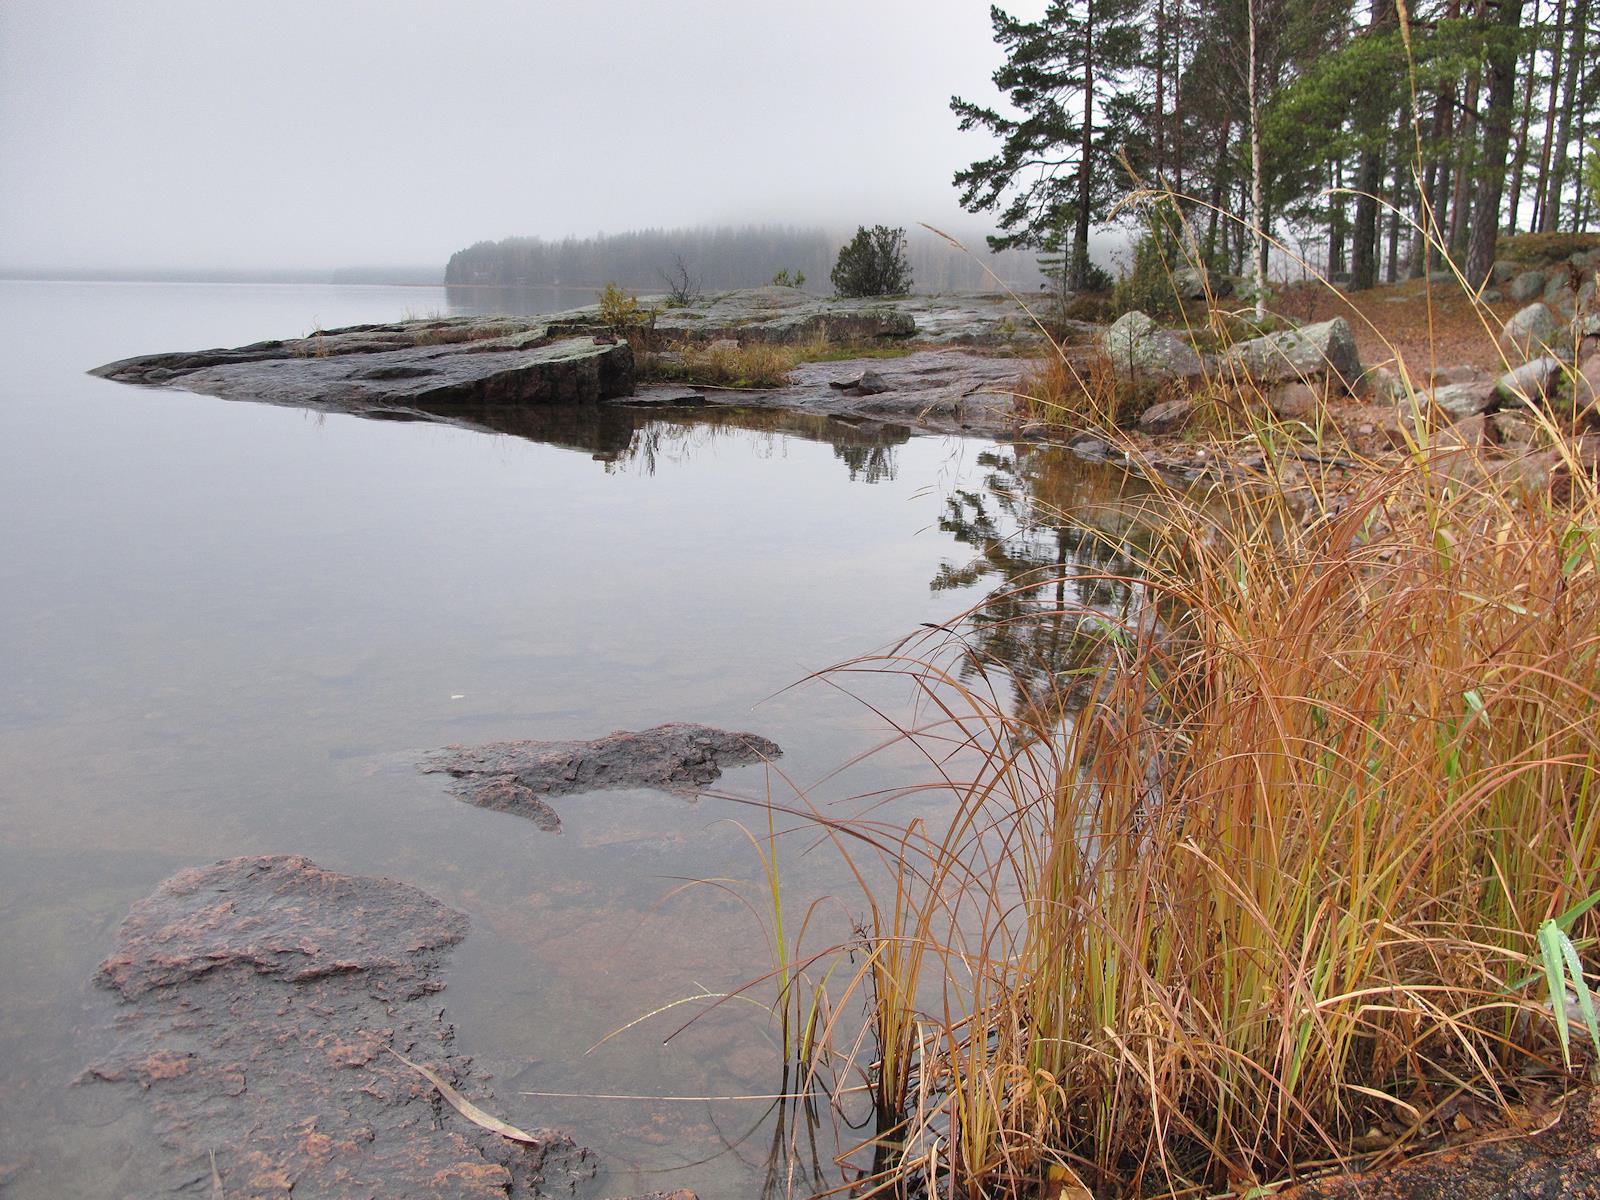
[639,334,914,391]
[706,195,1600,1200]
[803,424,1600,1198]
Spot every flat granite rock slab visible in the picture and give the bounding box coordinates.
[82,855,595,1198]
[709,348,1030,437]
[91,318,635,413]
[422,722,781,831]
[549,285,918,344]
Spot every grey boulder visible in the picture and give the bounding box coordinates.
[1508,270,1548,303]
[1101,311,1205,382]
[1429,380,1499,420]
[1498,303,1562,362]
[1223,317,1362,387]
[1139,397,1197,433]
[1496,356,1565,403]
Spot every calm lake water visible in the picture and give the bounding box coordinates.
[0,280,1137,1198]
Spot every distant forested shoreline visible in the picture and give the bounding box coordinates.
[444,224,1048,293]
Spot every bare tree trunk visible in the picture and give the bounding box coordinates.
[1543,0,1588,229]
[1507,0,1546,233]
[1350,0,1394,290]
[1155,0,1166,180]
[1466,0,1525,285]
[1172,0,1185,197]
[1073,0,1095,288]
[1449,0,1487,259]
[1248,0,1267,319]
[1204,125,1227,262]
[1427,0,1460,267]
[1350,152,1386,288]
[1330,157,1349,275]
[1387,164,1402,282]
[1413,151,1434,277]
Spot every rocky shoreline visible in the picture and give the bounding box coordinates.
[88,287,1050,443]
[77,272,1600,1198]
[91,275,1598,480]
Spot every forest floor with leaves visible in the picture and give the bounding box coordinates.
[1272,275,1525,373]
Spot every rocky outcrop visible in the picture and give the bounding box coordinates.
[423,723,781,831]
[93,318,635,414]
[551,286,917,345]
[83,856,594,1198]
[1496,355,1565,403]
[1138,398,1197,433]
[1101,311,1206,383]
[1429,379,1499,419]
[654,348,1032,438]
[1222,318,1363,387]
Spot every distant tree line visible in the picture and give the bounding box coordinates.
[954,0,1600,292]
[444,224,1047,292]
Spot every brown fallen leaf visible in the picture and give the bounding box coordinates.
[384,1045,541,1146]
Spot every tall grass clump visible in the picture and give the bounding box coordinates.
[813,424,1600,1197]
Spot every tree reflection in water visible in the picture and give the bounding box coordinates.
[933,444,1156,731]
[604,406,906,484]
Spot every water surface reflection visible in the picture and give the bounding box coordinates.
[0,280,1144,1199]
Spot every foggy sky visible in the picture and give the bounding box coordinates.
[0,1,1035,273]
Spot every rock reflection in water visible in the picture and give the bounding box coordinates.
[365,393,909,483]
[933,443,1158,727]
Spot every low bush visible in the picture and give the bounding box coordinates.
[832,225,913,297]
[1108,226,1187,320]
[597,281,648,329]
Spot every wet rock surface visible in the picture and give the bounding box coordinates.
[92,318,635,413]
[89,292,1049,440]
[645,348,1031,437]
[82,855,595,1198]
[423,723,781,830]
[627,286,915,343]
[551,288,1051,348]
[1278,1090,1600,1199]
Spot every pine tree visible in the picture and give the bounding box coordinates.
[952,0,1150,289]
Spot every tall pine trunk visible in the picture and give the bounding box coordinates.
[1506,0,1546,232]
[1349,0,1394,290]
[1073,0,1095,288]
[1449,1,1487,260]
[1543,0,1588,229]
[1466,0,1525,285]
[1330,158,1349,275]
[1248,0,1267,318]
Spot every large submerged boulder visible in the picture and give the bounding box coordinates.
[423,722,782,831]
[83,855,594,1198]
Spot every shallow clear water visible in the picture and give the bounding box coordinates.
[0,280,1137,1198]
